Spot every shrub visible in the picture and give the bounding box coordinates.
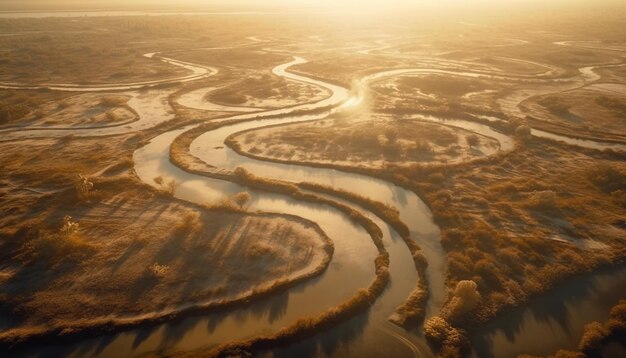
[466,134,479,148]
[21,216,90,263]
[99,96,126,107]
[412,140,433,156]
[74,174,93,200]
[384,128,398,144]
[446,280,481,321]
[60,215,80,237]
[579,321,607,352]
[175,212,201,235]
[165,180,178,195]
[525,190,558,211]
[153,176,177,195]
[231,191,251,210]
[424,316,470,355]
[453,280,480,309]
[514,125,532,140]
[424,316,453,344]
[217,192,253,212]
[234,166,252,180]
[413,250,428,270]
[587,164,626,194]
[149,263,170,279]
[391,284,428,327]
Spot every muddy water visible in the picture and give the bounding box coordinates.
[6,47,626,357]
[191,115,446,313]
[28,127,379,357]
[89,58,441,357]
[185,60,624,357]
[471,265,626,358]
[126,58,623,356]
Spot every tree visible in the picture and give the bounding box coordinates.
[446,280,481,320]
[424,316,470,355]
[231,191,251,210]
[579,321,607,352]
[453,280,480,309]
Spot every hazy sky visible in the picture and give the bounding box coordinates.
[2,0,624,11]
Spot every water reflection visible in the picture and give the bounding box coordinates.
[471,265,626,358]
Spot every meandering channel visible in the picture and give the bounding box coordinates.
[4,41,625,357]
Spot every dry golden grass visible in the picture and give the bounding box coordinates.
[223,115,624,354]
[0,180,332,346]
[0,89,71,125]
[525,90,626,140]
[2,8,625,356]
[169,132,400,358]
[376,74,494,99]
[390,140,626,355]
[207,74,329,108]
[0,18,195,85]
[0,128,333,348]
[229,114,498,169]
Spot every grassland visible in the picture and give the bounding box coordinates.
[524,89,626,141]
[1,7,625,358]
[229,114,499,168]
[0,94,136,128]
[0,128,332,347]
[233,117,626,354]
[207,73,329,108]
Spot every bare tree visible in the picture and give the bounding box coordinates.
[232,191,251,210]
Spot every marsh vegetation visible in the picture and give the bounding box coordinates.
[0,2,625,358]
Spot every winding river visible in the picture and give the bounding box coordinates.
[5,39,626,358]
